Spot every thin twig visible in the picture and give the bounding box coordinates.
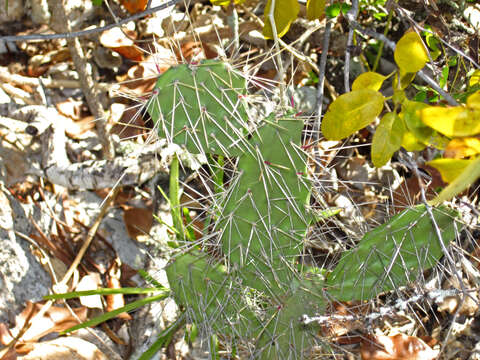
[48,0,115,159]
[314,21,332,118]
[267,0,286,108]
[0,0,181,43]
[344,0,359,92]
[345,17,459,106]
[60,187,120,286]
[0,67,114,90]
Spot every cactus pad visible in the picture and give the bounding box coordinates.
[147,60,251,157]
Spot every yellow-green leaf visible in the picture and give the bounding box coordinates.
[421,106,480,137]
[393,71,416,90]
[467,90,480,110]
[427,158,473,183]
[469,69,480,87]
[402,100,449,149]
[352,72,387,92]
[209,0,245,5]
[371,113,405,167]
[428,156,480,206]
[401,131,426,151]
[394,31,429,73]
[306,0,326,20]
[321,89,384,140]
[263,0,300,39]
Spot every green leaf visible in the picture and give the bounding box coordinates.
[429,156,480,206]
[326,205,458,301]
[306,0,326,20]
[62,293,169,334]
[263,0,300,39]
[325,2,351,18]
[371,113,405,167]
[352,72,387,92]
[44,287,165,300]
[394,31,429,73]
[427,158,473,183]
[138,314,186,360]
[92,0,103,5]
[321,89,384,140]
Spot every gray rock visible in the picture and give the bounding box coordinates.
[0,178,51,323]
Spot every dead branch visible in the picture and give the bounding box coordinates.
[0,0,181,43]
[47,0,114,160]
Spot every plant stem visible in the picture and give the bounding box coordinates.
[372,8,394,72]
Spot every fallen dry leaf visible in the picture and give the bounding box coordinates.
[76,273,102,310]
[16,336,107,360]
[361,334,438,360]
[120,0,148,14]
[99,27,143,62]
[106,259,132,320]
[0,301,88,352]
[122,207,153,241]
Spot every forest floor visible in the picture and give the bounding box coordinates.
[0,0,480,359]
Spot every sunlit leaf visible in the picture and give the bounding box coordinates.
[467,90,480,109]
[429,156,480,205]
[444,137,480,159]
[352,72,387,92]
[306,0,326,20]
[394,31,429,73]
[371,113,405,167]
[393,70,416,90]
[402,100,449,149]
[321,89,384,140]
[209,0,245,6]
[263,0,300,39]
[427,158,473,183]
[401,131,426,151]
[421,106,480,137]
[469,69,480,87]
[325,2,350,18]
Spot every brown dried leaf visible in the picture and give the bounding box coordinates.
[120,0,148,14]
[56,100,84,121]
[123,207,153,241]
[76,274,102,309]
[16,337,107,360]
[99,28,143,61]
[106,260,131,320]
[64,116,95,139]
[361,334,438,360]
[0,302,88,348]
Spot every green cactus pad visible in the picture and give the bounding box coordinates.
[326,204,459,301]
[165,251,259,336]
[216,113,311,292]
[255,279,324,360]
[147,59,251,157]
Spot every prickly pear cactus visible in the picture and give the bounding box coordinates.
[326,204,459,301]
[148,60,460,358]
[215,113,311,293]
[147,59,250,157]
